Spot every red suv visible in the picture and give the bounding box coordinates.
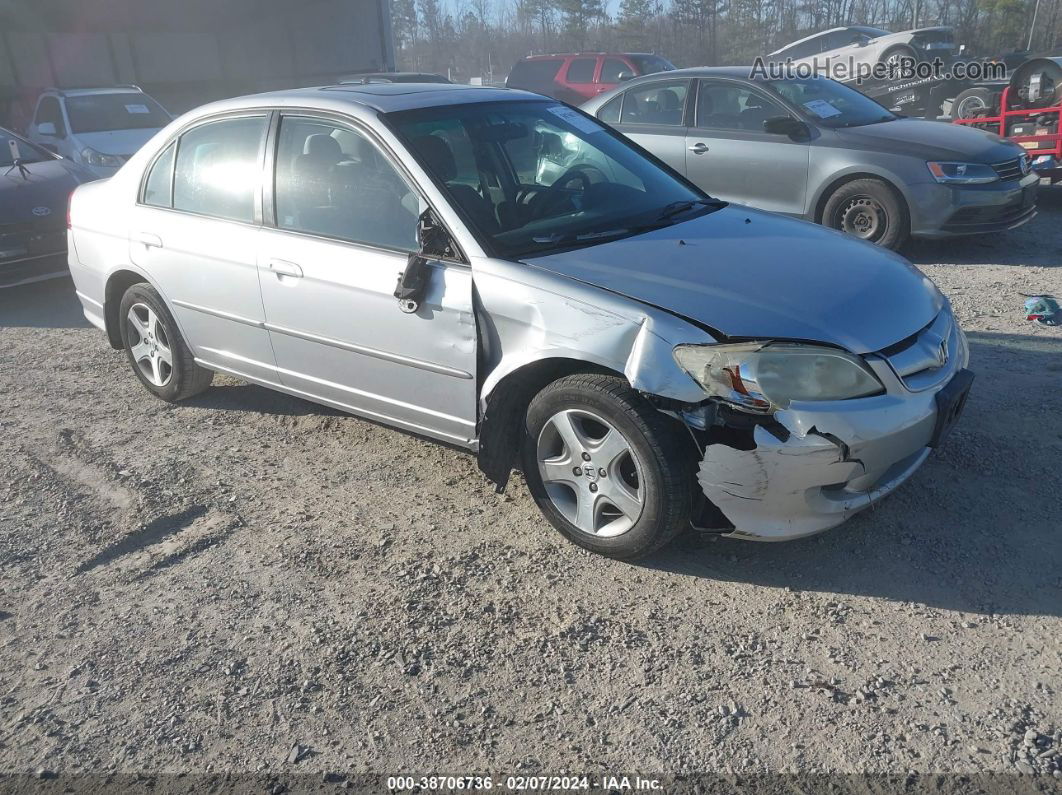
[506,53,676,105]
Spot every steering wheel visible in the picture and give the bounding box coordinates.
[530,164,608,218]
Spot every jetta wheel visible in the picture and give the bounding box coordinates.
[118,283,213,402]
[521,374,692,559]
[823,178,909,250]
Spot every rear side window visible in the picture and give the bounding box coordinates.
[142,142,176,207]
[173,116,267,223]
[566,58,596,83]
[507,59,562,90]
[621,80,689,125]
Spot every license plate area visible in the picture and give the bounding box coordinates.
[930,369,974,448]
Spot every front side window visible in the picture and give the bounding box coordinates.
[628,55,676,75]
[273,117,419,252]
[142,142,176,207]
[173,116,267,223]
[695,81,786,131]
[64,93,170,134]
[600,58,632,84]
[566,58,597,84]
[36,97,65,133]
[620,80,688,125]
[387,100,719,259]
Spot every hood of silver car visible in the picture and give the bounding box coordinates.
[835,118,1021,162]
[524,206,944,354]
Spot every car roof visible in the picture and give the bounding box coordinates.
[43,86,146,97]
[620,66,754,80]
[186,83,545,117]
[519,52,660,60]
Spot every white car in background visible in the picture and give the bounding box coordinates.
[26,86,171,178]
[769,25,957,74]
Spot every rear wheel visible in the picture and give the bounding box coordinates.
[118,283,213,402]
[823,178,909,250]
[521,374,692,560]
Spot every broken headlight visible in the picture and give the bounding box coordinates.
[673,342,884,413]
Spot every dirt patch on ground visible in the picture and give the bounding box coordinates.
[1,187,1059,788]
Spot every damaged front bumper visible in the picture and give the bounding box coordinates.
[695,313,969,541]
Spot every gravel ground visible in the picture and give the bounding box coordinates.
[1,186,1060,792]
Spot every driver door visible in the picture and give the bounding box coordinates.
[257,113,478,446]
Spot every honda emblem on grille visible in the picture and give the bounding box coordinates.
[937,338,949,366]
[32,206,52,217]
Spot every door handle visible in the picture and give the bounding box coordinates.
[134,232,163,249]
[688,142,710,154]
[268,259,303,279]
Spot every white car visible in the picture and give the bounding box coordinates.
[769,25,957,76]
[26,86,171,179]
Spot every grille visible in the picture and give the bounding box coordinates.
[991,157,1025,181]
[880,310,960,391]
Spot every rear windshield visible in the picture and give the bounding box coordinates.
[507,60,563,89]
[0,130,54,165]
[629,55,676,75]
[65,93,170,134]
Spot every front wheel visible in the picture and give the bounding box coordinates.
[822,178,909,250]
[521,374,692,560]
[118,283,213,402]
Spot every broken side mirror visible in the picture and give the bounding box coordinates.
[393,208,455,314]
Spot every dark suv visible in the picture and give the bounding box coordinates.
[506,53,675,105]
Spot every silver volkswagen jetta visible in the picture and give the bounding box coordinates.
[582,68,1037,249]
[67,83,972,559]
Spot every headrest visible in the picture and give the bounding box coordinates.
[411,134,456,181]
[304,133,342,159]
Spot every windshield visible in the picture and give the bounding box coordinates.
[764,76,896,128]
[1,130,54,166]
[386,100,719,258]
[630,55,676,74]
[65,93,170,134]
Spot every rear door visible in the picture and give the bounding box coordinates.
[562,57,600,104]
[127,113,278,383]
[684,79,809,214]
[609,78,692,176]
[255,113,477,445]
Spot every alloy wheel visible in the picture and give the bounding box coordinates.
[536,409,644,537]
[126,303,173,387]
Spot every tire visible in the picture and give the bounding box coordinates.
[880,45,917,76]
[118,282,213,402]
[822,178,909,250]
[520,373,692,560]
[951,87,996,120]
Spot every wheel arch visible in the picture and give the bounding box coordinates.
[477,356,626,491]
[812,170,910,226]
[103,266,182,351]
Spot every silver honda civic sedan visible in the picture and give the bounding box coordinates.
[67,83,972,559]
[582,68,1038,250]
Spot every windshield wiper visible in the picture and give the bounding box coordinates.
[655,198,720,222]
[531,228,634,245]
